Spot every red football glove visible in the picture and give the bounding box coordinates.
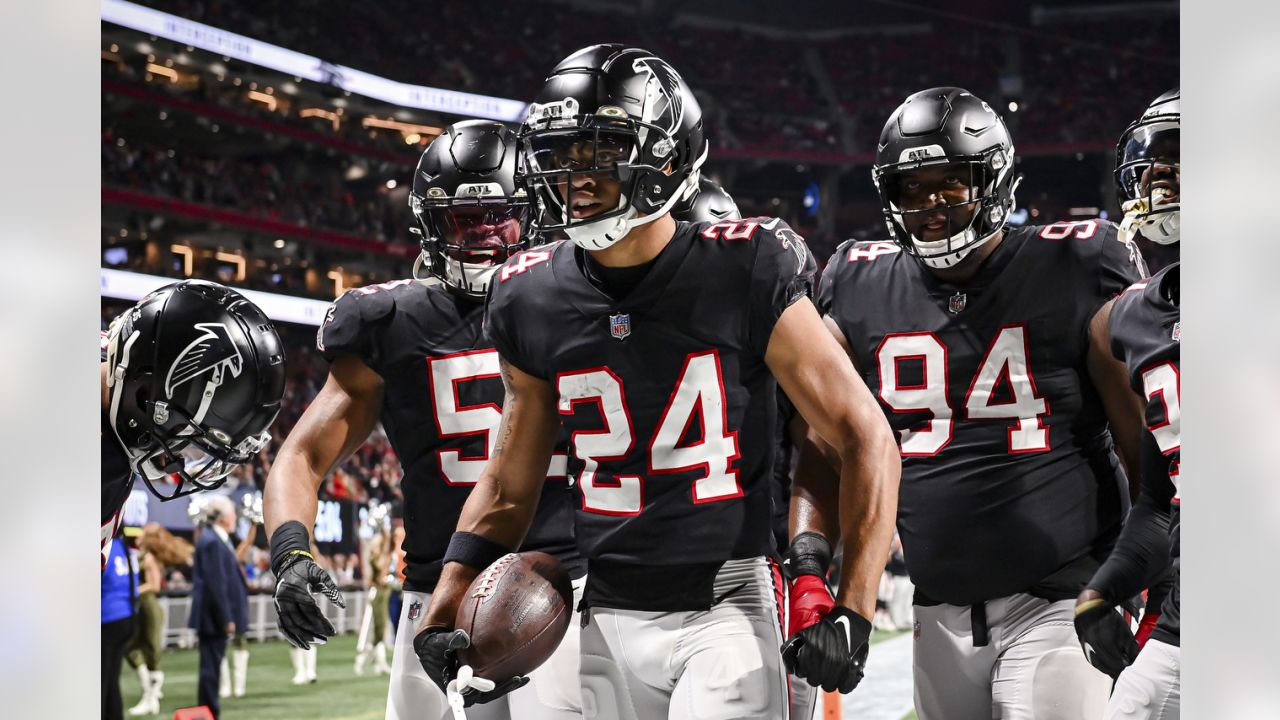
[789,574,835,637]
[1135,612,1161,648]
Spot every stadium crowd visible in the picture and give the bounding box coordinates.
[131,0,1176,156]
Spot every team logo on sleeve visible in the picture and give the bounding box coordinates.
[609,313,632,340]
[165,323,243,399]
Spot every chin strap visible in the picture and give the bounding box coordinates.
[106,328,143,465]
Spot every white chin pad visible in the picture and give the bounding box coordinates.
[443,260,499,295]
[566,204,635,251]
[912,227,982,269]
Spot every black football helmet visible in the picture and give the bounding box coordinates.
[872,87,1019,269]
[518,44,708,250]
[104,280,285,499]
[409,120,533,300]
[1115,88,1179,245]
[672,176,742,223]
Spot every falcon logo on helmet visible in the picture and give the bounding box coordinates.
[631,55,685,137]
[165,323,244,400]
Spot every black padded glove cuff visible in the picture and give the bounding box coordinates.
[269,520,313,575]
[786,532,833,579]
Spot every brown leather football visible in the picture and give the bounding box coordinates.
[455,551,573,680]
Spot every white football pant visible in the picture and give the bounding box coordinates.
[578,556,790,720]
[912,593,1111,720]
[386,577,585,720]
[1105,638,1180,720]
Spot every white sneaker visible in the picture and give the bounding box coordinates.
[126,666,156,715]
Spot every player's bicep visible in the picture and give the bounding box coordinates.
[765,297,887,454]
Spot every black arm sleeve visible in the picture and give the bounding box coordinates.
[1086,430,1175,603]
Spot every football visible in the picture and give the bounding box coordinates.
[455,551,574,680]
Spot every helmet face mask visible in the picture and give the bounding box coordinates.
[412,193,529,299]
[1115,89,1180,245]
[872,88,1019,271]
[409,120,534,300]
[105,280,284,501]
[517,45,709,251]
[875,153,1013,269]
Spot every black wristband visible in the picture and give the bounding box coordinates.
[442,531,512,571]
[786,532,833,579]
[269,520,313,575]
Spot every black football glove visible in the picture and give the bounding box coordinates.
[781,606,872,693]
[1074,597,1139,679]
[413,627,529,707]
[272,551,345,650]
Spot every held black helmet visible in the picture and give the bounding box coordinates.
[409,120,533,300]
[671,176,742,223]
[1115,88,1179,245]
[104,280,285,499]
[519,44,709,250]
[872,87,1019,269]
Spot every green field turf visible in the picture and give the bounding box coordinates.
[117,629,915,719]
[119,633,391,720]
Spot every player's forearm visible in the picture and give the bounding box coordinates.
[420,562,481,632]
[790,424,842,542]
[455,471,540,550]
[833,429,900,617]
[263,448,324,538]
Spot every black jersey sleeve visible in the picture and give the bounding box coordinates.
[1096,222,1148,308]
[315,282,402,366]
[482,254,546,380]
[813,243,852,316]
[747,217,814,355]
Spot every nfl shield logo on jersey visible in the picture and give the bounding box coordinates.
[408,601,422,621]
[1171,321,1181,342]
[609,313,632,340]
[948,292,967,314]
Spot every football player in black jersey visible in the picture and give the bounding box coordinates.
[672,179,824,720]
[1074,88,1181,719]
[414,45,899,720]
[102,280,285,569]
[806,87,1150,719]
[262,120,584,720]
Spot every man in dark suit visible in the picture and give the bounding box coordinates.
[188,495,246,718]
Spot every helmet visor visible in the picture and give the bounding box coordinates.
[428,203,527,266]
[1117,121,1179,202]
[522,127,639,231]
